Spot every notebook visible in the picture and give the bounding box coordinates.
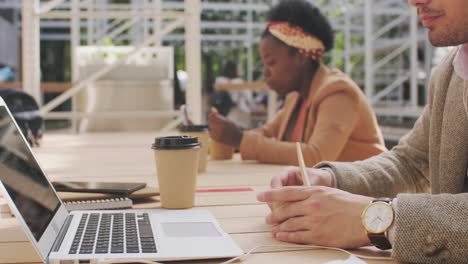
[0,96,243,263]
[63,197,133,211]
[57,186,159,202]
[52,181,146,196]
[1,195,133,214]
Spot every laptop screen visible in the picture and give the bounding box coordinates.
[0,105,61,241]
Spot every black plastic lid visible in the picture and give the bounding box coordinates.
[179,125,209,132]
[152,136,200,150]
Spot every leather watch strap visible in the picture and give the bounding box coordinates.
[373,197,392,203]
[368,233,392,250]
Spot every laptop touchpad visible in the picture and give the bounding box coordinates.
[162,222,222,237]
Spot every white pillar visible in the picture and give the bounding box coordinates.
[409,7,419,107]
[22,0,42,105]
[71,0,80,132]
[364,0,374,99]
[343,1,351,75]
[184,0,202,124]
[152,0,162,46]
[87,0,94,45]
[131,0,141,45]
[246,0,253,81]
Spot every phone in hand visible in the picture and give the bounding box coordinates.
[52,181,146,196]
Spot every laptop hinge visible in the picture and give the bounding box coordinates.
[51,214,74,253]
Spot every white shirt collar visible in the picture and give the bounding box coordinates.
[453,44,468,81]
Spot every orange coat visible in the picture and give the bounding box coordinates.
[240,64,387,166]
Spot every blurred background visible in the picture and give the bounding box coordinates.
[0,0,447,148]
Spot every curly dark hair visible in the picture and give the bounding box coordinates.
[263,0,334,52]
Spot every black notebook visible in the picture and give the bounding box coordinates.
[52,181,146,196]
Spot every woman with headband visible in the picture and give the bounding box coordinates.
[208,0,386,166]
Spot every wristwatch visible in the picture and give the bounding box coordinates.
[361,198,394,250]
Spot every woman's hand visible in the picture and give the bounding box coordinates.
[257,186,372,248]
[271,166,335,188]
[207,112,243,147]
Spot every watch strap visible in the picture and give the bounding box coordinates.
[373,197,392,203]
[368,233,392,250]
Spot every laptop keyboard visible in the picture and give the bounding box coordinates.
[69,213,157,255]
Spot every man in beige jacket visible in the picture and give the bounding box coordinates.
[257,0,468,263]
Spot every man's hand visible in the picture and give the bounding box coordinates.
[257,186,372,248]
[207,112,243,147]
[271,167,334,189]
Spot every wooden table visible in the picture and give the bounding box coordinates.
[1,132,396,263]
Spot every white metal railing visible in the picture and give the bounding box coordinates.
[348,0,422,116]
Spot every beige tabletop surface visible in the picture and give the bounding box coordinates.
[0,132,397,264]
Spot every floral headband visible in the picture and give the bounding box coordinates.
[267,21,325,62]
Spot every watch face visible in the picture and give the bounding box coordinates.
[362,202,394,233]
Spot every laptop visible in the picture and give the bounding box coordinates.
[0,97,243,263]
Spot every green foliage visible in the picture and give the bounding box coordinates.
[102,38,113,46]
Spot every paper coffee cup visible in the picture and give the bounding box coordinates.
[179,125,210,173]
[209,106,234,160]
[209,140,234,160]
[152,136,200,209]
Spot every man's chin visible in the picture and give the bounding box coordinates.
[428,31,464,47]
[429,36,449,47]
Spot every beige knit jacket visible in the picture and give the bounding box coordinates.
[317,48,468,263]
